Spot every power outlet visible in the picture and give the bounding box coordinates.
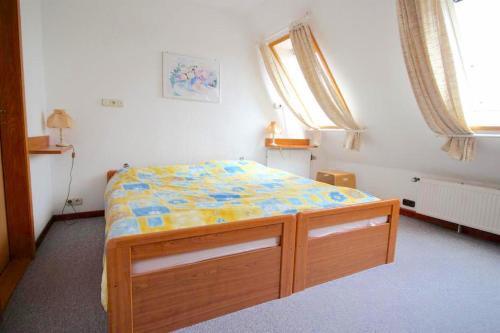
[102,98,124,107]
[402,199,415,208]
[67,198,83,206]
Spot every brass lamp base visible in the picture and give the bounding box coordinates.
[55,128,70,147]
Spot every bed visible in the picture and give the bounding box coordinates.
[103,160,399,332]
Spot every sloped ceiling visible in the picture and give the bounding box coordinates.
[183,0,267,14]
[248,0,500,185]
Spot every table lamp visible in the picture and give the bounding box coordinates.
[47,109,73,147]
[266,121,282,146]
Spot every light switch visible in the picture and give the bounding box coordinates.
[102,98,124,107]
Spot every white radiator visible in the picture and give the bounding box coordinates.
[417,178,500,235]
[266,149,311,178]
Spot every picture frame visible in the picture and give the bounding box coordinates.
[162,52,220,103]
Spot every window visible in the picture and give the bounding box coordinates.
[269,35,340,129]
[454,0,500,129]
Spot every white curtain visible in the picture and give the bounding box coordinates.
[290,23,364,151]
[398,0,475,161]
[259,45,317,129]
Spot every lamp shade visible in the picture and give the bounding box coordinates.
[265,121,281,135]
[47,109,73,129]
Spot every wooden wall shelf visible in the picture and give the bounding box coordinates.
[265,138,317,150]
[28,136,71,154]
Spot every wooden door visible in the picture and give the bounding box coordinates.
[0,144,8,272]
[0,0,36,312]
[0,0,35,259]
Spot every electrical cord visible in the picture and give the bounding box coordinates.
[61,145,76,224]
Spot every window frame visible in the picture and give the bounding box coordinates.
[268,33,343,130]
[453,0,500,132]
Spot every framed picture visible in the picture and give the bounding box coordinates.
[162,52,220,103]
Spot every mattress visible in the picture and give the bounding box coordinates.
[309,216,388,237]
[104,160,380,241]
[132,237,280,274]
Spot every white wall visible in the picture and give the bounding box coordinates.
[249,0,500,202]
[20,0,54,238]
[41,0,275,212]
[330,161,421,202]
[33,0,500,215]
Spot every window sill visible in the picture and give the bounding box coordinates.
[472,133,500,138]
[471,126,500,132]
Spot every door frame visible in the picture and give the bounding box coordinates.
[0,0,36,311]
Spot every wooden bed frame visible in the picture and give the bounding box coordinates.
[105,170,399,332]
[107,214,296,332]
[293,200,400,292]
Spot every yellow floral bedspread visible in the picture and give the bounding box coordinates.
[101,160,378,309]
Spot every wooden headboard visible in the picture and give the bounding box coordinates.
[107,170,118,182]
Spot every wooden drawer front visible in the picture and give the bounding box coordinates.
[316,172,356,188]
[305,224,389,288]
[335,174,355,188]
[132,247,281,332]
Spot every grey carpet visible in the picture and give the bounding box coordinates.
[0,219,107,333]
[1,216,499,333]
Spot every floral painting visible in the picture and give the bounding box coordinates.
[162,52,220,103]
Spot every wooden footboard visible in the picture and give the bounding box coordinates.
[293,199,400,292]
[107,215,296,333]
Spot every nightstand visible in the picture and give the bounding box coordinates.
[317,170,356,188]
